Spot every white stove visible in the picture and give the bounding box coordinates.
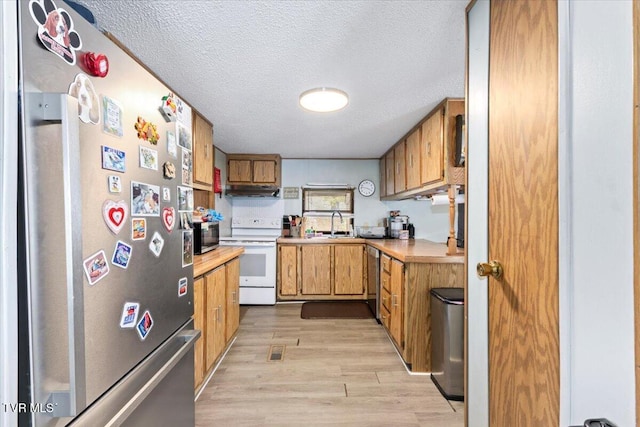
[218,217,281,305]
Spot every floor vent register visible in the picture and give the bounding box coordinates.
[268,344,286,362]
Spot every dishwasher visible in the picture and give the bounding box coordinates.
[366,246,380,321]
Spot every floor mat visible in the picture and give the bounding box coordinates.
[300,301,374,319]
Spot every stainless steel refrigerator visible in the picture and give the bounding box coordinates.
[16,0,198,425]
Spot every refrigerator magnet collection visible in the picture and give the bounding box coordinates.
[20,1,200,423]
[29,0,196,341]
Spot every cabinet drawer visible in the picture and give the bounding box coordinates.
[381,254,392,273]
[381,287,392,312]
[380,304,391,330]
[381,272,391,293]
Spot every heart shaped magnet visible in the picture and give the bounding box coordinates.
[103,200,129,234]
[162,207,175,233]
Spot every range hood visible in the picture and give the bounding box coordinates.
[225,185,280,198]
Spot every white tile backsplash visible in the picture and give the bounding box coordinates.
[230,197,285,219]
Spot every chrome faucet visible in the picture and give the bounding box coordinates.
[330,211,343,238]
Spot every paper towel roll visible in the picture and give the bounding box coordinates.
[431,193,465,206]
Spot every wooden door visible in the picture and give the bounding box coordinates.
[385,151,395,196]
[301,245,331,295]
[485,1,560,425]
[420,109,444,185]
[405,129,422,189]
[205,266,226,370]
[228,159,252,183]
[253,160,276,183]
[334,245,364,295]
[193,276,205,389]
[394,142,406,193]
[193,113,213,186]
[389,259,404,348]
[279,245,298,296]
[225,258,240,341]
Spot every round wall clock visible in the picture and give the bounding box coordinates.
[358,179,376,197]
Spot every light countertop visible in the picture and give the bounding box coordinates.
[366,239,464,264]
[277,237,463,264]
[193,246,244,277]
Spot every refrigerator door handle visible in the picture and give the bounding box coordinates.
[33,93,87,417]
[104,329,200,426]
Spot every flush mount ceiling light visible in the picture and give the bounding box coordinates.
[299,87,349,113]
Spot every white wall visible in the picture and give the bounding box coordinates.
[281,158,451,241]
[565,1,635,425]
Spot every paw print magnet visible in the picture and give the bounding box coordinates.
[29,0,82,65]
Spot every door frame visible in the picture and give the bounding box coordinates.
[464,1,490,426]
[0,2,19,427]
[634,1,640,424]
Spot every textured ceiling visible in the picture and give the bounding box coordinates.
[77,0,467,159]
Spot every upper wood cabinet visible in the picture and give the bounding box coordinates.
[228,159,252,183]
[192,112,214,191]
[405,128,422,189]
[379,157,387,198]
[227,154,281,186]
[384,151,395,196]
[394,142,406,193]
[380,98,464,200]
[421,105,445,185]
[253,160,277,183]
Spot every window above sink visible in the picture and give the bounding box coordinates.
[302,187,354,235]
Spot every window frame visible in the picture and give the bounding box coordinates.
[301,187,354,235]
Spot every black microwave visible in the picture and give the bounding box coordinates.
[193,221,219,255]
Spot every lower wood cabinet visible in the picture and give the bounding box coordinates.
[334,245,364,295]
[193,277,205,389]
[389,258,404,349]
[279,245,298,296]
[193,256,241,391]
[277,243,366,300]
[205,266,226,372]
[301,245,331,295]
[379,251,464,372]
[225,258,240,341]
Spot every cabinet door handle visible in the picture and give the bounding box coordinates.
[427,142,432,156]
[288,265,291,278]
[217,305,221,322]
[396,162,400,174]
[392,294,397,307]
[232,291,236,304]
[409,153,413,167]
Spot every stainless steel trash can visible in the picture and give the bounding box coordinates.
[430,288,464,401]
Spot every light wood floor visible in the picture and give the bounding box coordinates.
[195,303,464,426]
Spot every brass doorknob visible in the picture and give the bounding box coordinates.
[476,260,504,279]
